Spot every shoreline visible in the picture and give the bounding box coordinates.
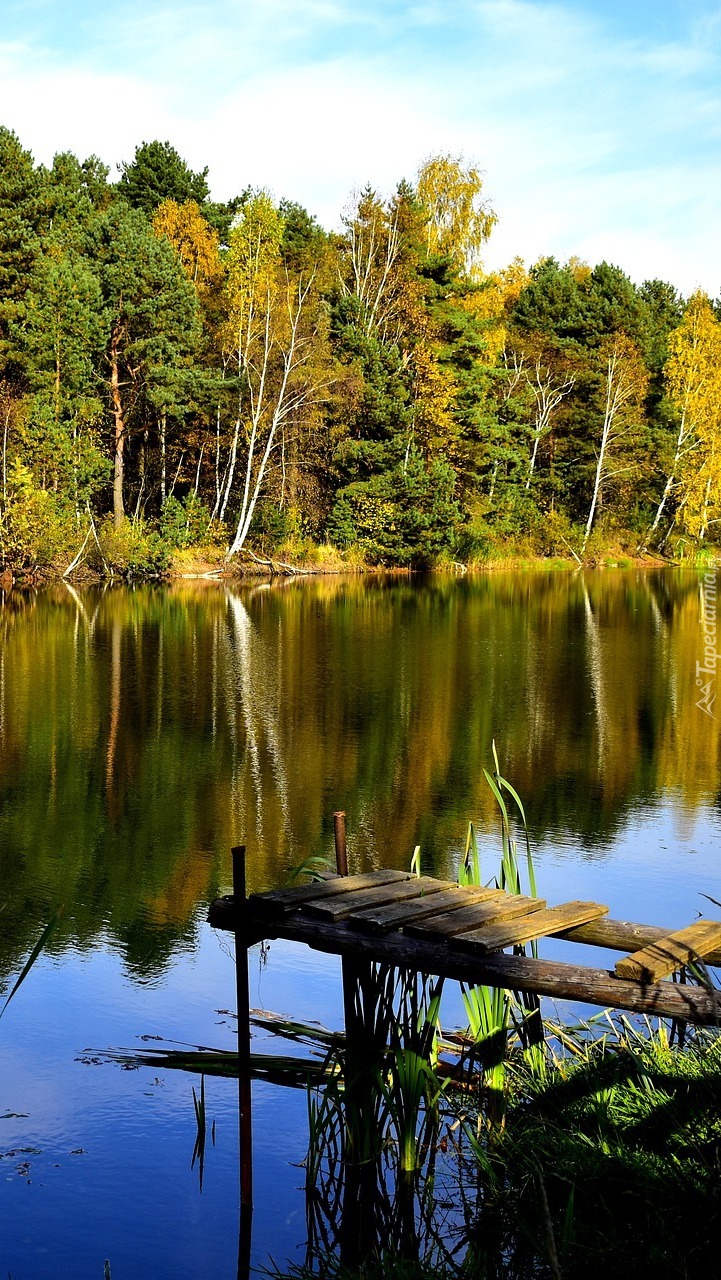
[1,547,701,592]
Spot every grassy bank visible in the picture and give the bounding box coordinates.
[1,520,703,588]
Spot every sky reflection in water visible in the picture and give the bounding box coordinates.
[1,569,720,1276]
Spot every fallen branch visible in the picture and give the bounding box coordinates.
[243,547,317,577]
[63,525,92,579]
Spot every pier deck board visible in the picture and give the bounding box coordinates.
[305,875,456,922]
[458,901,609,953]
[615,920,721,983]
[347,885,507,933]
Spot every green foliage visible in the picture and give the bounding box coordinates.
[480,1026,721,1279]
[250,500,299,552]
[0,127,43,376]
[0,126,704,574]
[329,453,460,567]
[118,140,210,214]
[160,493,213,549]
[0,461,79,569]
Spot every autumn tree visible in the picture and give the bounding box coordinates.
[664,293,721,542]
[152,199,223,295]
[416,154,496,275]
[219,192,327,558]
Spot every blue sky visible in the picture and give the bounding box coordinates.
[1,0,720,293]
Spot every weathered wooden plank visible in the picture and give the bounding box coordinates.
[406,894,545,940]
[557,916,721,967]
[347,885,507,933]
[456,900,609,952]
[248,869,409,916]
[305,875,457,922]
[233,911,721,1025]
[614,919,721,983]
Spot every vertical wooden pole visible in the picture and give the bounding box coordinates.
[233,845,253,1215]
[333,811,348,876]
[332,811,376,1267]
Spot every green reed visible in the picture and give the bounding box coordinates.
[456,744,545,1124]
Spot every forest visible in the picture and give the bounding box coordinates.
[0,126,719,577]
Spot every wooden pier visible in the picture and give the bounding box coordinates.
[209,859,721,1027]
[209,828,721,1249]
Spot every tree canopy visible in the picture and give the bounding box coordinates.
[0,127,712,577]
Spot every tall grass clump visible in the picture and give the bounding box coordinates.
[456,744,544,1126]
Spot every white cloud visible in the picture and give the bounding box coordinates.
[0,0,720,295]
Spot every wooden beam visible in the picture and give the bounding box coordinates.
[232,846,253,1211]
[209,897,721,968]
[558,916,721,967]
[248,913,721,1025]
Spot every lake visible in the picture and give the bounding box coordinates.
[1,568,720,1278]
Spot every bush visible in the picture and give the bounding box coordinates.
[250,501,301,554]
[327,453,460,568]
[94,518,170,579]
[160,493,215,549]
[0,462,78,571]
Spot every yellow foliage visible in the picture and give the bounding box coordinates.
[152,199,222,296]
[223,191,284,362]
[460,258,529,363]
[410,341,457,457]
[567,256,592,285]
[667,293,721,540]
[416,154,497,273]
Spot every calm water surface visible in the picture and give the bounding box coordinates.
[1,569,720,1277]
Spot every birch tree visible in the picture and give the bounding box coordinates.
[221,192,326,560]
[416,154,496,275]
[338,188,404,345]
[505,346,575,488]
[524,357,575,488]
[582,334,647,555]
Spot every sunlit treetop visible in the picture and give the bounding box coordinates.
[416,153,497,276]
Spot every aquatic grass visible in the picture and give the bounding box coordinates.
[426,1019,721,1279]
[288,855,336,883]
[482,740,536,901]
[0,907,63,1022]
[381,1045,444,1173]
[191,1074,216,1191]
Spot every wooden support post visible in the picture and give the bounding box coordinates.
[331,811,381,1266]
[233,845,253,1216]
[333,811,348,876]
